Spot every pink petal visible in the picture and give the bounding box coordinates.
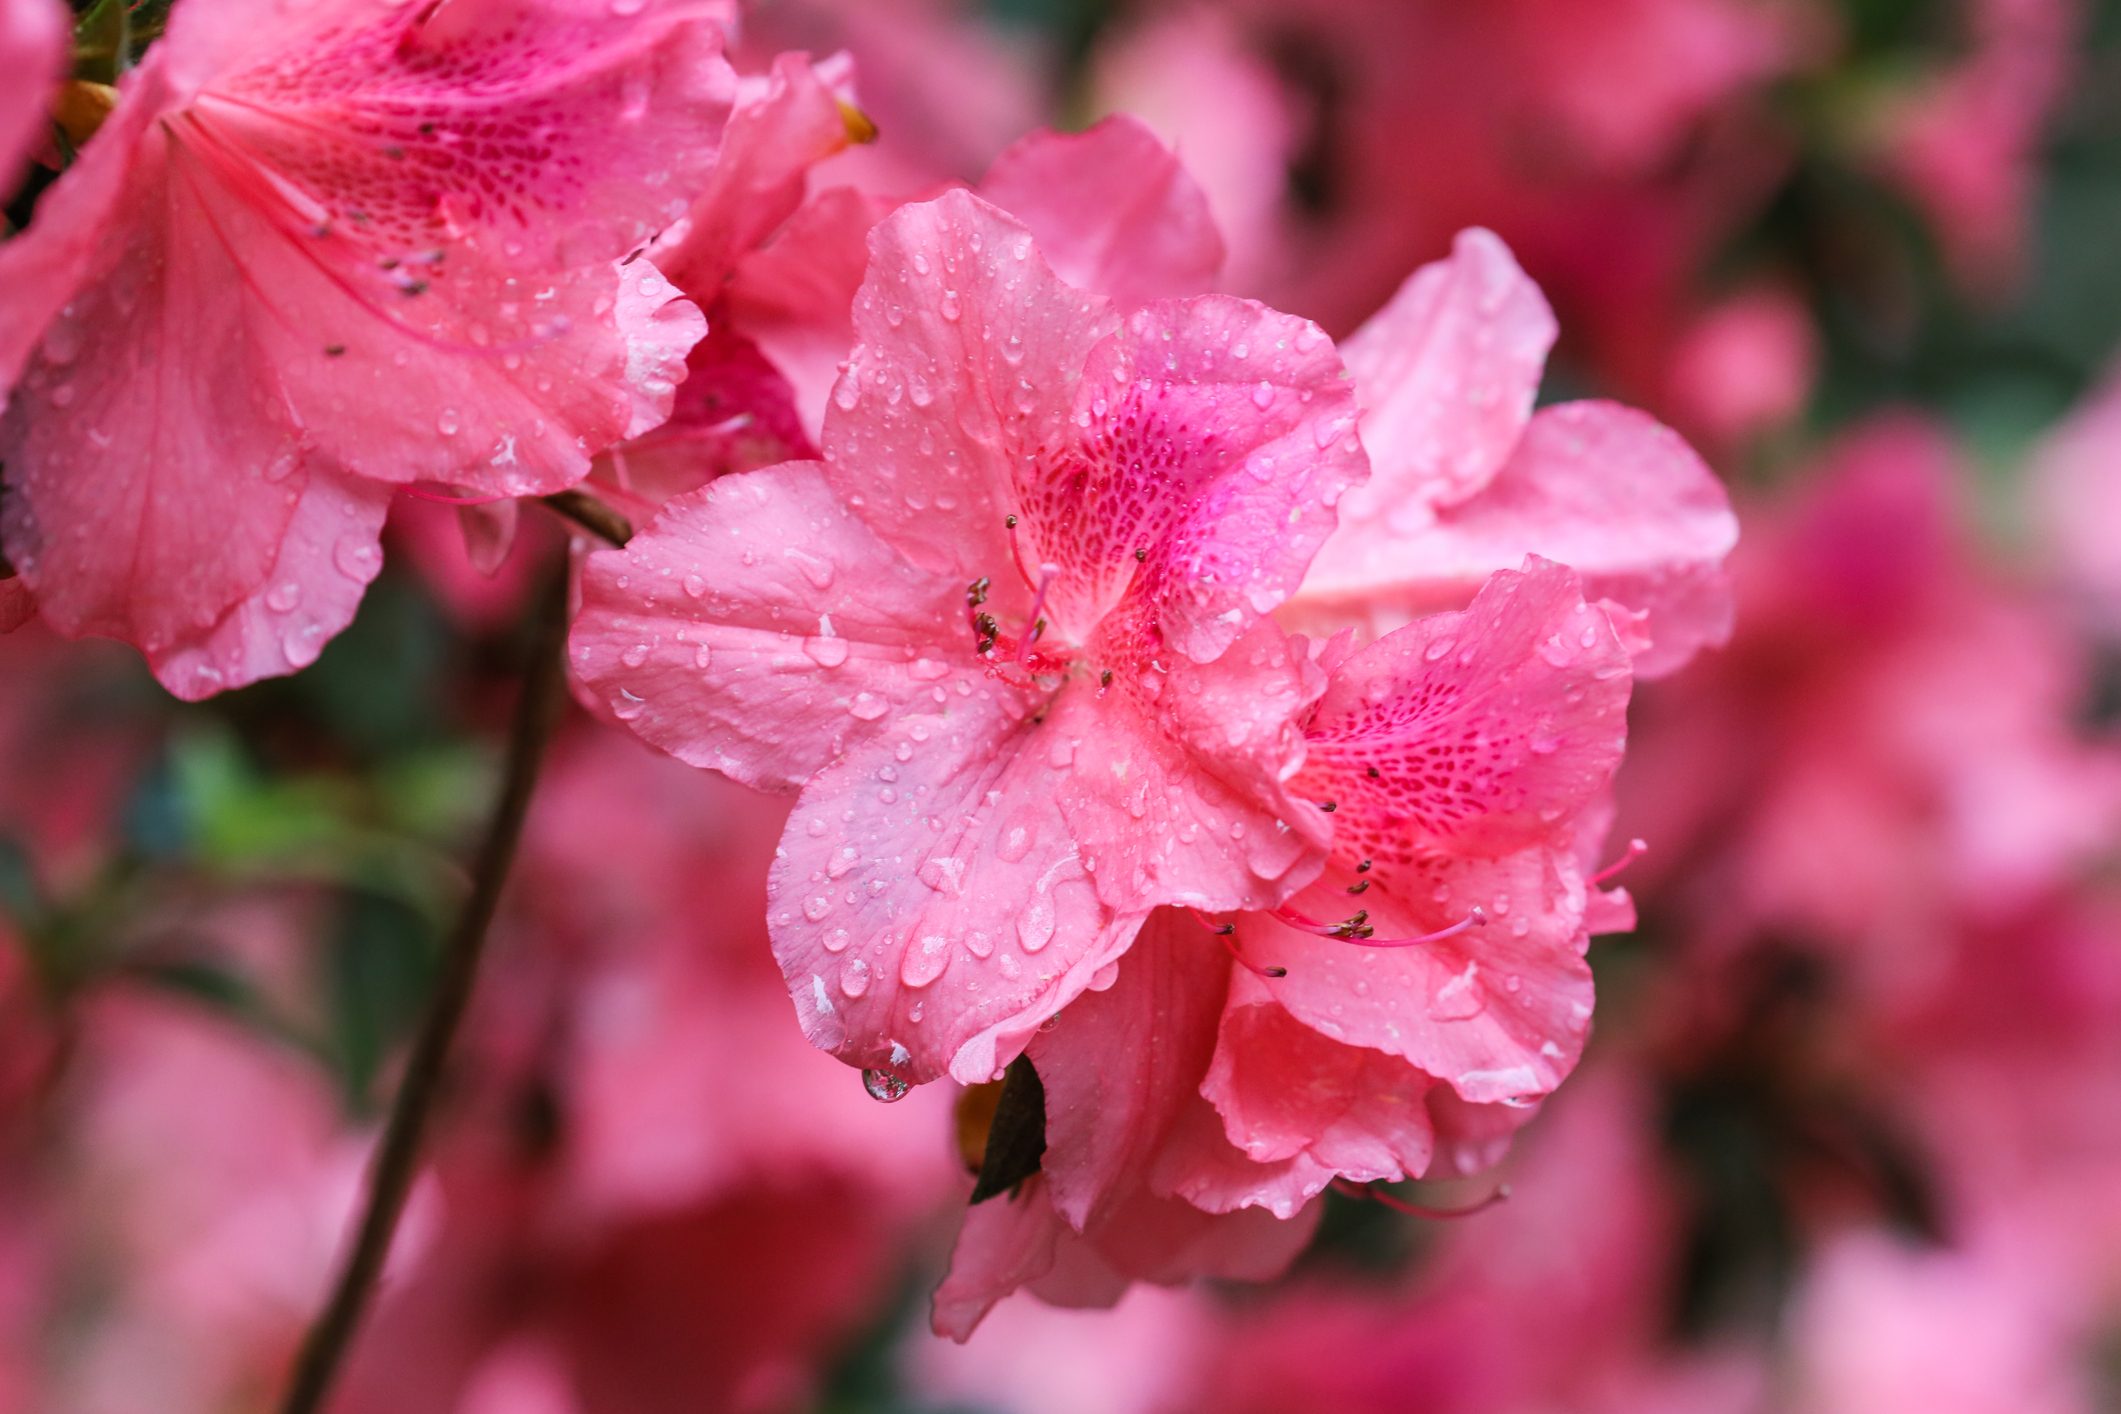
[457,498,520,579]
[1057,617,1328,913]
[725,185,893,439]
[1245,847,1596,1104]
[824,189,1119,580]
[1027,909,1230,1230]
[1293,402,1737,679]
[160,0,737,269]
[1334,228,1556,523]
[0,49,180,395]
[1202,987,1439,1184]
[0,0,64,199]
[148,471,393,699]
[1020,296,1366,664]
[1295,558,1633,858]
[589,320,818,525]
[932,1178,1070,1341]
[2,117,316,649]
[570,462,966,791]
[933,1174,1318,1342]
[977,114,1225,308]
[769,682,1148,1088]
[651,51,855,299]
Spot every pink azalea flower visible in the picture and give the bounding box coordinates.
[0,0,739,698]
[935,559,1638,1327]
[574,186,1365,1090]
[1284,229,1739,679]
[0,0,64,200]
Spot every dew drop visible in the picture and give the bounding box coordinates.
[861,1068,912,1103]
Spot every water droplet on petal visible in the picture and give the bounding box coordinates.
[862,1068,912,1103]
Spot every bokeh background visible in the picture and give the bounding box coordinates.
[4,0,2120,1409]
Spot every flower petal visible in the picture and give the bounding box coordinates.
[1333,228,1555,526]
[1027,909,1229,1230]
[1203,986,1439,1182]
[1291,402,1738,679]
[570,462,966,791]
[1246,847,1596,1104]
[825,188,1119,580]
[1058,617,1328,913]
[651,50,855,298]
[148,471,393,699]
[1294,558,1633,858]
[767,687,1145,1087]
[932,1174,1318,1342]
[977,114,1225,308]
[1020,296,1366,661]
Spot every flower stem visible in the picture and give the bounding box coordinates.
[276,567,572,1414]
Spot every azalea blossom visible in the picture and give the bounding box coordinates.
[935,557,1639,1331]
[574,185,1365,1090]
[0,0,739,697]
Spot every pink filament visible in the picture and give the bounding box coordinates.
[1589,837,1649,887]
[1332,1178,1512,1219]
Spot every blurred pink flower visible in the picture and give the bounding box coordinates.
[1874,0,2083,296]
[33,986,388,1413]
[910,1285,1213,1414]
[1787,1227,2100,1414]
[1664,284,1817,448]
[1286,229,1739,679]
[0,0,737,697]
[1622,414,2121,1009]
[1086,8,1301,298]
[0,0,64,199]
[2031,362,2121,628]
[573,187,1362,1089]
[736,0,1047,194]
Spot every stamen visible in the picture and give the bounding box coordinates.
[1016,563,1059,667]
[1332,1178,1511,1219]
[402,483,504,506]
[1188,909,1285,979]
[1272,904,1487,949]
[1589,837,1648,887]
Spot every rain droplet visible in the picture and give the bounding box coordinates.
[862,1068,912,1103]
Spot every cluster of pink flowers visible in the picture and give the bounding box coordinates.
[6,0,2115,1406]
[0,0,1740,1342]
